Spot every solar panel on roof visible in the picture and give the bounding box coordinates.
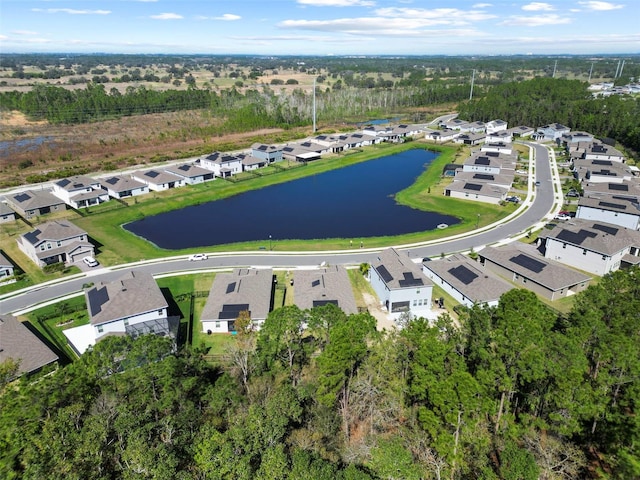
[146,171,159,178]
[609,183,628,191]
[226,282,236,294]
[486,151,499,157]
[178,165,190,171]
[464,183,483,191]
[556,229,598,245]
[88,286,110,317]
[593,160,612,166]
[14,193,31,202]
[105,177,119,185]
[219,304,250,319]
[475,157,490,165]
[312,279,321,287]
[448,265,478,285]
[57,179,71,187]
[375,265,394,283]
[473,174,494,181]
[592,223,619,235]
[313,300,339,308]
[599,201,626,210]
[510,254,546,274]
[398,272,424,287]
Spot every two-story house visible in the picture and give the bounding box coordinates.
[52,175,109,209]
[17,220,94,267]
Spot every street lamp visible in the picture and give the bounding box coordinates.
[269,235,272,251]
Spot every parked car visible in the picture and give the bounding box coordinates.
[535,181,541,187]
[505,196,520,203]
[82,256,99,267]
[189,253,208,261]
[566,190,580,197]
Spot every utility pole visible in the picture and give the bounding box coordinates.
[552,60,557,78]
[312,77,316,133]
[469,69,475,100]
[619,60,625,79]
[614,59,621,79]
[588,62,594,82]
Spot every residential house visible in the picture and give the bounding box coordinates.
[561,131,594,145]
[582,181,640,200]
[18,220,94,267]
[485,119,508,134]
[165,164,214,185]
[7,189,66,219]
[0,252,14,280]
[239,153,268,171]
[485,130,513,144]
[481,142,513,155]
[506,125,535,138]
[101,175,149,199]
[292,265,358,314]
[282,144,321,162]
[425,128,460,143]
[583,143,625,163]
[0,314,58,378]
[440,118,469,130]
[199,152,243,178]
[64,271,170,355]
[52,175,109,209]
[251,143,283,163]
[534,123,571,142]
[576,196,640,230]
[369,248,434,321]
[445,178,508,205]
[455,132,486,146]
[0,202,16,223]
[538,219,640,276]
[478,244,592,301]
[393,124,423,138]
[453,171,515,190]
[201,268,273,333]
[132,169,185,191]
[572,158,634,184]
[465,121,486,133]
[422,254,513,308]
[462,151,516,176]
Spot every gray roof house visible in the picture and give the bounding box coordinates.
[534,123,571,142]
[369,248,434,322]
[102,175,149,199]
[582,180,640,199]
[17,220,94,267]
[8,189,66,219]
[132,169,185,191]
[200,152,243,177]
[478,244,592,301]
[165,163,214,184]
[0,202,17,223]
[238,153,268,171]
[576,195,640,231]
[425,128,460,143]
[445,178,509,205]
[0,314,59,378]
[201,268,273,334]
[251,143,283,162]
[293,265,358,314]
[506,125,535,138]
[571,158,634,183]
[0,251,15,280]
[422,254,513,308]
[538,219,640,276]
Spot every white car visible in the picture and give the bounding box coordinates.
[189,253,208,261]
[82,256,99,267]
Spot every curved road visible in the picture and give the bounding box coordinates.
[0,142,558,315]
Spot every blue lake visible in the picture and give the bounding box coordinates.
[124,149,460,249]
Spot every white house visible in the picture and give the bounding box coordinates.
[534,123,571,142]
[369,248,433,321]
[455,133,486,146]
[507,125,535,138]
[539,219,640,276]
[239,153,268,171]
[132,169,185,191]
[0,252,14,280]
[485,131,513,144]
[52,175,109,209]
[462,152,515,175]
[576,196,640,230]
[201,268,273,333]
[571,158,634,184]
[425,128,460,143]
[18,220,94,267]
[583,143,625,163]
[101,175,149,199]
[165,164,214,185]
[486,119,508,134]
[0,203,16,223]
[200,152,243,178]
[422,254,513,308]
[481,142,513,155]
[445,179,508,205]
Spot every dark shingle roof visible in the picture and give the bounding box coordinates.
[0,314,58,376]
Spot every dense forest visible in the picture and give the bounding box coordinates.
[2,267,638,479]
[457,78,640,158]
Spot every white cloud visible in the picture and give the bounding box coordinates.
[472,3,493,7]
[522,2,555,11]
[150,12,183,20]
[12,30,39,35]
[31,8,111,15]
[297,0,376,6]
[577,1,624,10]
[215,14,241,21]
[374,7,497,23]
[503,14,572,26]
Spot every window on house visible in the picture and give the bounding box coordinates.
[413,300,417,306]
[215,321,220,329]
[98,325,103,333]
[563,243,566,249]
[583,249,587,255]
[124,319,129,326]
[158,309,163,315]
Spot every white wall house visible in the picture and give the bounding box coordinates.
[132,169,186,191]
[165,164,214,185]
[369,248,433,321]
[51,175,109,209]
[0,252,14,280]
[486,119,508,134]
[102,175,149,199]
[576,196,640,230]
[201,268,273,333]
[0,203,16,223]
[583,144,625,162]
[200,152,243,178]
[445,179,508,205]
[540,220,640,276]
[17,220,94,267]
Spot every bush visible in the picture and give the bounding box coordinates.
[43,262,66,274]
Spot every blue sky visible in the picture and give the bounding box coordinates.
[1,0,638,55]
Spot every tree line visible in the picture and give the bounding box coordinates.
[1,266,638,479]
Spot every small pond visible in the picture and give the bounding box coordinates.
[124,149,460,249]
